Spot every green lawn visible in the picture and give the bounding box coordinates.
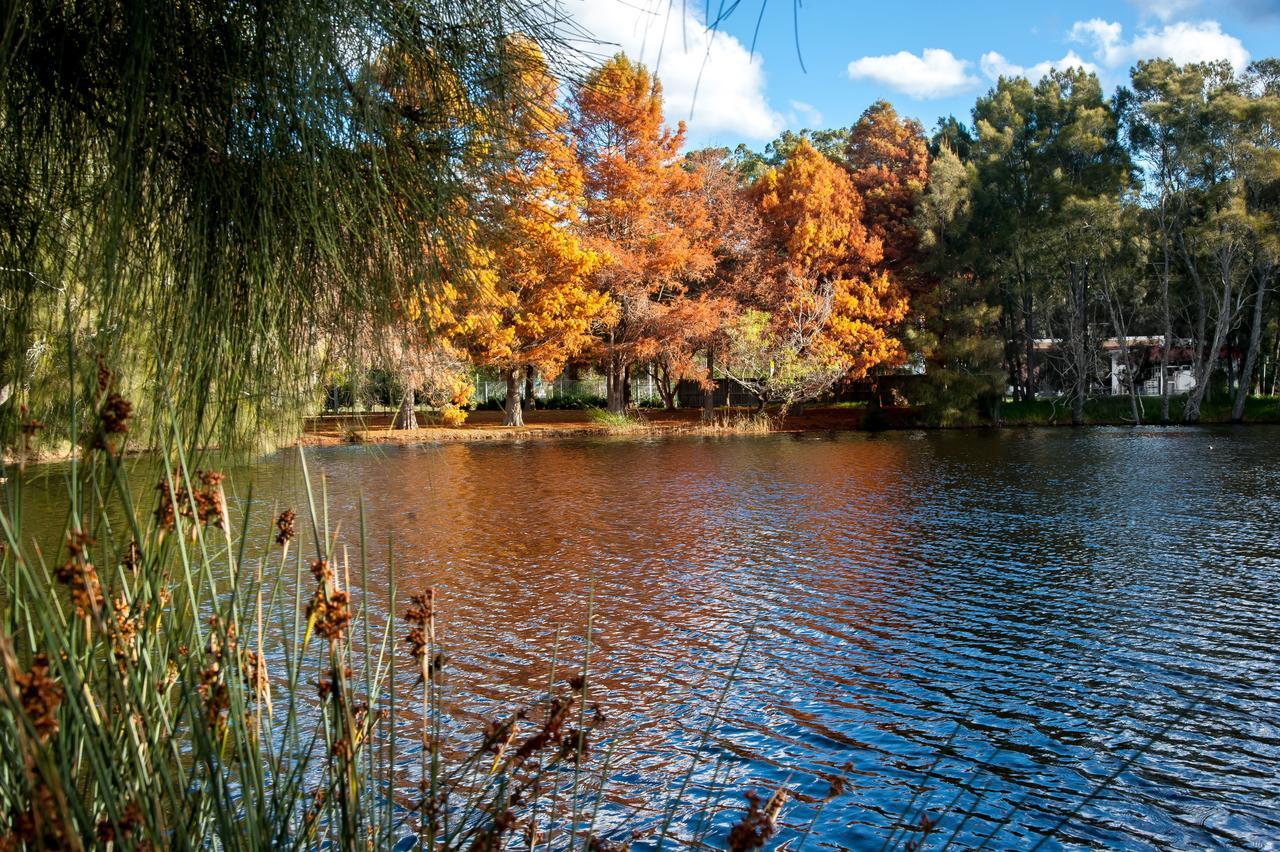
[997,394,1280,425]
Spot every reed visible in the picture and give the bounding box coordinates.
[585,408,651,434]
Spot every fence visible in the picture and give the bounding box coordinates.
[472,374,663,405]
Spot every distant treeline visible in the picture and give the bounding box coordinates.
[725,58,1280,426]
[4,0,1277,453]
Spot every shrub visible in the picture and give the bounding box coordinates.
[438,404,468,427]
[586,407,649,433]
[542,393,607,410]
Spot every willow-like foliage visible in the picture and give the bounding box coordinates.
[0,0,571,451]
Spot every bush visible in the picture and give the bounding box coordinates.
[438,404,468,427]
[586,407,649,432]
[542,393,607,410]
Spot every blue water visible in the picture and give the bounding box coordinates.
[250,427,1279,849]
[14,426,1280,848]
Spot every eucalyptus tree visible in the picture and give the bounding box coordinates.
[1120,60,1201,422]
[0,0,566,451]
[1122,59,1264,423]
[1230,59,1280,422]
[1171,66,1258,423]
[1034,69,1132,426]
[970,68,1130,421]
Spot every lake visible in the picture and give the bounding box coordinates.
[17,427,1280,848]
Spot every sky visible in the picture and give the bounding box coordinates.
[558,0,1280,149]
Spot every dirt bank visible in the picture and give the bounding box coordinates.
[298,405,916,448]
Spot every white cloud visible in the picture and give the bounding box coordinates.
[1129,0,1201,23]
[1070,18,1251,71]
[979,50,1098,81]
[562,0,784,141]
[788,100,824,128]
[846,48,979,99]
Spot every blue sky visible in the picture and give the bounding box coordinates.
[563,0,1280,148]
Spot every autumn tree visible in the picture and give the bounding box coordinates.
[572,54,716,414]
[461,40,611,427]
[367,45,492,429]
[727,139,908,413]
[683,148,770,418]
[636,148,764,413]
[847,101,931,281]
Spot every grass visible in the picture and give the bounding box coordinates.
[702,412,774,434]
[585,407,651,434]
[997,394,1280,426]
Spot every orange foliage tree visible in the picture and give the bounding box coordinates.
[728,139,908,412]
[572,54,716,413]
[846,101,931,292]
[666,148,769,416]
[459,41,611,427]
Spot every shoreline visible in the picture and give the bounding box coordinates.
[8,404,1277,467]
[298,405,912,449]
[300,404,1280,450]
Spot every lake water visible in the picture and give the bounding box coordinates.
[17,427,1280,848]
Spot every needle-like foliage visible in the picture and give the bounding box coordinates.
[0,0,571,451]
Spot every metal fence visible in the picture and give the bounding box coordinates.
[472,374,662,405]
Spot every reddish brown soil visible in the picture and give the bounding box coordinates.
[299,405,917,448]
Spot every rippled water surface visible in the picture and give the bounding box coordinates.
[28,427,1280,848]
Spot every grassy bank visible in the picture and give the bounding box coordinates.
[997,394,1280,426]
[299,395,1280,451]
[300,405,916,448]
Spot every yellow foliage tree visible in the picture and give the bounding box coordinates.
[459,40,612,427]
[370,47,493,429]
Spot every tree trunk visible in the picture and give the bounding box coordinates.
[1100,266,1142,426]
[1067,262,1087,428]
[523,371,536,414]
[606,356,627,415]
[393,388,418,430]
[1122,344,1142,425]
[503,368,524,427]
[653,363,677,411]
[999,290,1021,402]
[1023,285,1036,402]
[1182,241,1211,423]
[1184,270,1234,424]
[1232,269,1267,423]
[1159,258,1173,424]
[1269,330,1280,396]
[702,348,715,422]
